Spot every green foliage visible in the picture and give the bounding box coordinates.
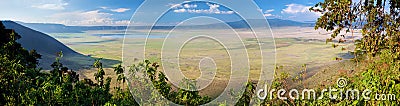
[235,81,256,106]
[107,88,138,106]
[94,58,106,86]
[311,0,400,59]
[347,50,400,105]
[0,22,42,105]
[128,60,211,105]
[106,64,138,106]
[258,0,400,105]
[0,22,122,105]
[114,64,125,85]
[128,60,260,105]
[288,50,399,106]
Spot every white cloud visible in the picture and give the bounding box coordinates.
[48,10,129,26]
[174,8,186,13]
[51,10,112,25]
[257,9,263,12]
[281,4,311,14]
[114,20,130,25]
[265,9,274,13]
[32,2,68,10]
[100,6,108,9]
[183,4,197,8]
[263,14,273,17]
[100,7,130,13]
[171,3,234,14]
[263,9,274,17]
[281,4,322,22]
[168,3,182,8]
[110,8,130,13]
[208,3,219,10]
[168,3,197,9]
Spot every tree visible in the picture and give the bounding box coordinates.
[0,22,116,105]
[310,0,399,59]
[306,0,400,105]
[0,22,42,105]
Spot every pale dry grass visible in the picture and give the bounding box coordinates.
[50,27,357,97]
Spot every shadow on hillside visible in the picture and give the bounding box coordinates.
[1,21,121,71]
[38,52,121,71]
[337,52,355,59]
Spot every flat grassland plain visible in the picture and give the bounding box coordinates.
[49,27,361,97]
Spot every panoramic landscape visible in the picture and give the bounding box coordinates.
[0,0,399,105]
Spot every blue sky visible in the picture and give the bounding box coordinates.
[0,0,323,26]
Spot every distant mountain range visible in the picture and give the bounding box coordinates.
[15,19,314,33]
[16,22,127,33]
[2,21,119,70]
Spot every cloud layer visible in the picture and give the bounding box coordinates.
[31,0,68,10]
[263,9,274,17]
[49,10,129,26]
[280,3,321,22]
[110,8,130,13]
[170,3,234,14]
[281,4,311,14]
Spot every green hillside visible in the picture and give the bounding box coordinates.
[1,21,119,70]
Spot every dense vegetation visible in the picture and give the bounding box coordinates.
[254,0,399,105]
[0,22,137,106]
[260,0,400,105]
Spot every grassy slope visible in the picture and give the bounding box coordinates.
[2,21,119,70]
